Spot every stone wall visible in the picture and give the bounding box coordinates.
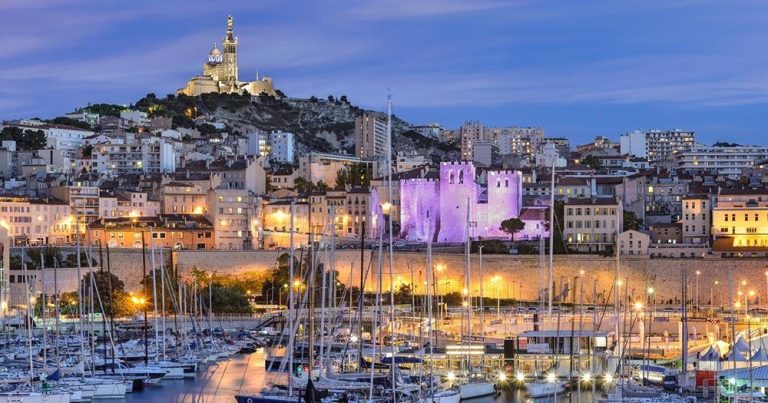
[26,248,768,307]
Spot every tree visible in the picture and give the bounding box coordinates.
[327,95,335,103]
[339,95,349,104]
[0,127,47,150]
[24,246,64,270]
[581,155,602,170]
[394,283,413,305]
[623,210,642,231]
[82,144,94,158]
[50,117,93,130]
[79,270,131,317]
[334,163,372,190]
[499,217,526,242]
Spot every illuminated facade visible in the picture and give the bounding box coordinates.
[0,197,72,245]
[712,188,768,251]
[178,16,276,97]
[161,182,208,215]
[399,162,541,243]
[86,215,215,250]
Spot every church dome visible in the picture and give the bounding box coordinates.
[208,45,223,63]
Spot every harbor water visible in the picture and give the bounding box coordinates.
[122,349,596,403]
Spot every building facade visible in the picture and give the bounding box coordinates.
[354,113,387,159]
[676,145,768,178]
[619,129,695,161]
[563,197,622,252]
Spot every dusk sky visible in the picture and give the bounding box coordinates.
[1,0,767,144]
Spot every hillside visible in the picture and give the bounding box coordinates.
[121,92,460,162]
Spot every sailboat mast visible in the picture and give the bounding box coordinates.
[548,161,555,316]
[288,199,295,395]
[386,94,397,396]
[75,212,85,379]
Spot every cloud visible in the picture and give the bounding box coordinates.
[337,0,521,20]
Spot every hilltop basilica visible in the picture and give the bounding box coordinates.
[178,16,277,97]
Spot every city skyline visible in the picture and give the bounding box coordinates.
[2,0,768,144]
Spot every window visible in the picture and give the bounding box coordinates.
[747,228,758,233]
[567,208,573,215]
[725,214,729,222]
[745,214,749,221]
[756,214,760,221]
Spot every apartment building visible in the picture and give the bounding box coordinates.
[712,188,768,252]
[619,129,695,161]
[618,230,649,255]
[268,131,294,163]
[0,197,72,245]
[206,188,257,249]
[86,214,215,250]
[92,137,176,176]
[354,112,387,159]
[51,185,100,234]
[681,194,712,245]
[676,145,768,178]
[161,181,208,215]
[459,121,484,160]
[563,197,622,252]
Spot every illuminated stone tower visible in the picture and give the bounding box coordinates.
[222,15,239,89]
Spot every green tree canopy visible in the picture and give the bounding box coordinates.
[0,127,47,150]
[499,217,526,241]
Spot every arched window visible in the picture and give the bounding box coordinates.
[458,170,464,184]
[496,180,501,188]
[505,179,509,188]
[449,171,455,184]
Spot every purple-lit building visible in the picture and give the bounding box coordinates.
[399,162,548,242]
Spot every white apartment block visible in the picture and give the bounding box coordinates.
[563,197,622,252]
[268,131,294,163]
[119,110,150,126]
[246,132,269,158]
[620,129,695,161]
[676,145,768,178]
[92,138,176,176]
[206,188,257,250]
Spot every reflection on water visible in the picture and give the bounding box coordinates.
[122,350,596,403]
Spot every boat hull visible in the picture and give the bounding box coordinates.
[459,382,496,399]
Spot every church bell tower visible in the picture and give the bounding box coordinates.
[222,15,239,89]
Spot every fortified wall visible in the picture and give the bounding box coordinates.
[34,249,768,307]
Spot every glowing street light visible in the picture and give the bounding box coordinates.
[515,372,525,383]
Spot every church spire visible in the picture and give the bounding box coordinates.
[225,15,235,43]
